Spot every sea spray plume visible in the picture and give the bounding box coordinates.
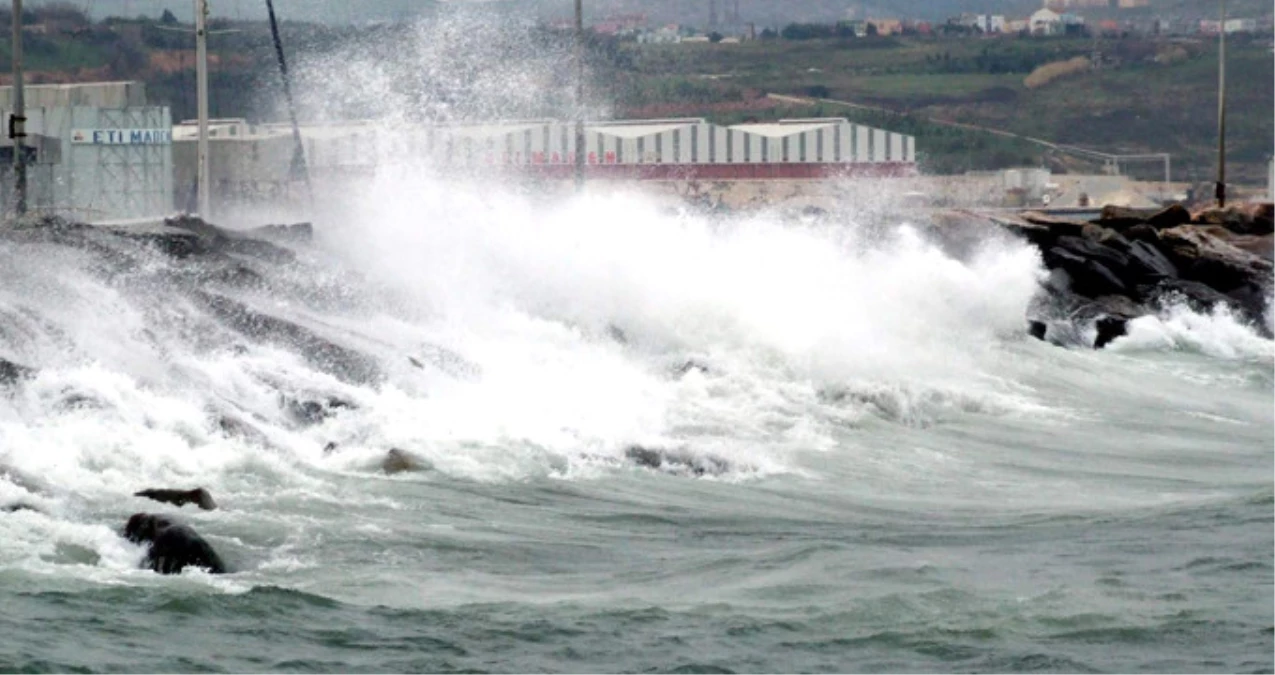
[285,7,607,128]
[318,168,1049,447]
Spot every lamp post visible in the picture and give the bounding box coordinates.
[574,0,585,192]
[10,0,27,215]
[1215,0,1227,208]
[195,0,211,218]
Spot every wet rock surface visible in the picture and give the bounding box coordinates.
[135,488,218,511]
[934,203,1274,347]
[124,513,227,575]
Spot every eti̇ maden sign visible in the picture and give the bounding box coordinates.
[71,129,173,146]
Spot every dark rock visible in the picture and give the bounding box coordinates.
[165,215,297,265]
[1018,211,1087,247]
[0,358,35,387]
[217,414,271,447]
[1081,223,1132,252]
[1124,223,1161,245]
[1157,226,1273,293]
[323,441,339,454]
[624,445,731,478]
[1,503,41,514]
[1146,204,1193,230]
[1192,204,1274,236]
[382,448,430,474]
[1095,205,1158,230]
[1071,294,1147,322]
[1045,247,1128,298]
[1053,235,1130,272]
[135,488,217,511]
[1137,277,1271,336]
[1027,320,1048,341]
[1124,239,1179,287]
[1139,279,1235,314]
[196,292,381,385]
[124,513,226,575]
[1093,316,1130,349]
[676,359,711,376]
[1065,296,1147,349]
[284,396,357,426]
[100,224,208,258]
[1225,282,1274,337]
[1228,233,1274,262]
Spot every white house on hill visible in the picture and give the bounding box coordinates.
[1031,8,1062,35]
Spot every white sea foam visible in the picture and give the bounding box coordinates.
[1111,300,1274,362]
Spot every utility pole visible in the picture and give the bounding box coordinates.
[10,0,28,215]
[574,0,586,191]
[1215,0,1227,208]
[195,0,211,218]
[265,0,313,212]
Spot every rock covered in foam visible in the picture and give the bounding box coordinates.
[973,203,1275,347]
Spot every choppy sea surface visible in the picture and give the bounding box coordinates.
[0,179,1271,673]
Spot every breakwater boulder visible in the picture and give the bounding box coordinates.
[124,513,227,575]
[135,487,218,511]
[935,204,1273,348]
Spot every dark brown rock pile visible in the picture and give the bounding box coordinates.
[942,203,1272,348]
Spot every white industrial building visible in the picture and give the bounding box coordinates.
[172,116,919,213]
[1,82,173,221]
[727,118,914,164]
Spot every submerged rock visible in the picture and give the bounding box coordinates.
[195,292,382,385]
[284,395,357,427]
[135,487,218,511]
[624,445,732,478]
[382,448,430,475]
[0,358,35,387]
[124,513,226,575]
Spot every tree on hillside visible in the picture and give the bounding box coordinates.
[161,9,178,25]
[35,2,88,24]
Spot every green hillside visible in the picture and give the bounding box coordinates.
[603,33,1274,182]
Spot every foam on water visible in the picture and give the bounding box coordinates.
[1112,300,1275,363]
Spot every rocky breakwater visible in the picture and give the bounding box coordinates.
[931,203,1273,348]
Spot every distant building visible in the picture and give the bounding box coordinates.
[0,82,172,221]
[1030,8,1063,34]
[172,117,920,208]
[1046,0,1111,8]
[1199,18,1258,35]
[1059,13,1086,27]
[956,13,1005,33]
[637,24,683,44]
[1006,18,1031,33]
[1116,0,1149,8]
[868,18,903,35]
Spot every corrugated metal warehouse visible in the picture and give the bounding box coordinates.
[172,116,918,213]
[1,82,173,221]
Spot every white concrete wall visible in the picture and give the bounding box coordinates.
[1264,156,1275,200]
